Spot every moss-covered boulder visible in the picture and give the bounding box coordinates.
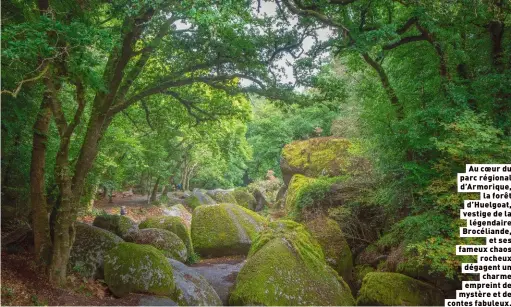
[232,188,257,210]
[129,228,187,262]
[139,216,193,257]
[92,214,137,240]
[169,259,222,306]
[104,243,178,298]
[229,220,355,306]
[354,265,375,290]
[184,189,216,209]
[162,204,192,230]
[69,222,123,279]
[285,174,343,220]
[305,217,353,282]
[191,203,266,258]
[206,189,238,204]
[357,272,445,306]
[280,137,370,185]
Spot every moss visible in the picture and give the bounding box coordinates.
[285,174,345,220]
[92,214,137,239]
[70,223,124,279]
[104,243,178,298]
[249,220,324,265]
[184,195,202,209]
[356,272,445,306]
[207,189,238,204]
[229,220,355,306]
[354,265,375,289]
[232,188,256,209]
[191,203,266,258]
[305,217,353,282]
[139,216,193,257]
[281,137,354,183]
[130,228,187,262]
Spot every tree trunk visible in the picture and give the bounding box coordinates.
[150,177,160,202]
[49,128,77,285]
[161,176,173,197]
[361,53,403,120]
[30,93,53,265]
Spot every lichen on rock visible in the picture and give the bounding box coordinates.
[129,228,187,262]
[104,242,178,298]
[356,272,445,306]
[229,220,355,306]
[69,222,123,279]
[305,216,353,282]
[168,258,222,306]
[139,216,193,257]
[191,203,266,258]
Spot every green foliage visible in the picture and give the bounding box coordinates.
[246,96,339,179]
[187,252,201,265]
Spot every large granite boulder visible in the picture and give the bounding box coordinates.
[229,220,355,306]
[206,189,237,204]
[231,188,257,210]
[184,189,216,209]
[69,222,123,279]
[104,243,177,298]
[161,204,192,230]
[191,203,265,258]
[129,228,187,262]
[168,259,222,306]
[357,272,445,306]
[280,137,370,185]
[305,216,353,283]
[139,216,193,257]
[92,214,137,240]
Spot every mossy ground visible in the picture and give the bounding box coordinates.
[230,220,355,306]
[104,243,177,298]
[191,203,265,257]
[139,216,193,257]
[305,217,353,282]
[356,272,445,306]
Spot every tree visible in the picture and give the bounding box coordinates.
[2,0,317,284]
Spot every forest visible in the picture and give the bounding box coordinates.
[1,0,510,306]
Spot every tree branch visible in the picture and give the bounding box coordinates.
[1,63,49,98]
[63,79,86,139]
[383,33,427,50]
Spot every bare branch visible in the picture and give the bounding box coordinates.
[1,63,49,98]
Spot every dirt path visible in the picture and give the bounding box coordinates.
[80,194,166,223]
[191,256,246,305]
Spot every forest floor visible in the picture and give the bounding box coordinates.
[2,194,245,306]
[1,250,149,306]
[78,193,166,223]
